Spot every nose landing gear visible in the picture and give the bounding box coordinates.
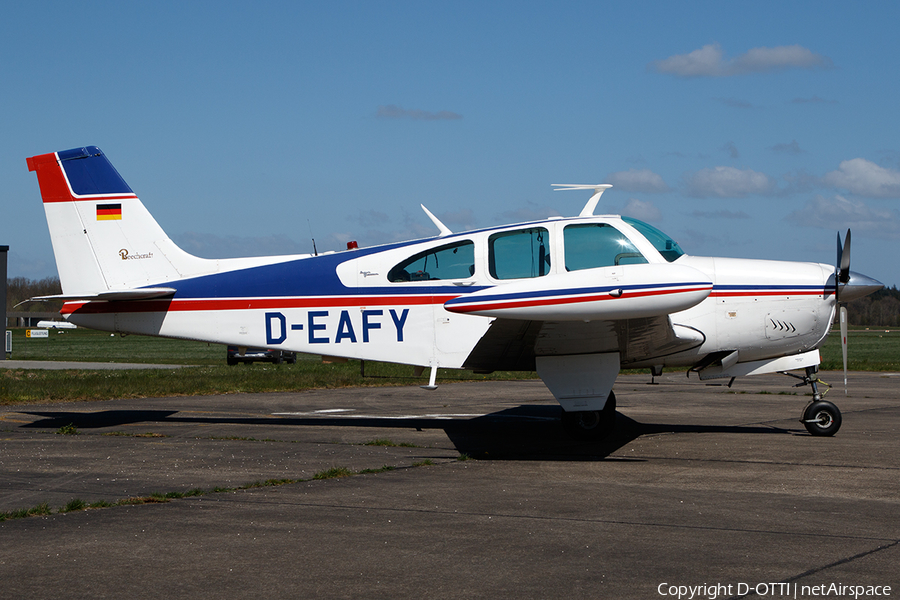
[802,400,842,436]
[785,366,842,436]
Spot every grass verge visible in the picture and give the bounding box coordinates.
[3,326,897,406]
[0,359,535,406]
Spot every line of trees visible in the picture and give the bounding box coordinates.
[846,286,900,327]
[5,277,900,326]
[6,277,63,312]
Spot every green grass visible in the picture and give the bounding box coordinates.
[0,328,536,405]
[819,327,900,371]
[2,326,898,406]
[313,467,354,480]
[6,327,224,364]
[359,465,396,474]
[364,438,420,448]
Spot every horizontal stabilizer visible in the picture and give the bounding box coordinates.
[30,287,177,303]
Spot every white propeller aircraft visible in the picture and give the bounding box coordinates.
[27,146,884,439]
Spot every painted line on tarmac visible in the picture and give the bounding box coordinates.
[273,410,556,421]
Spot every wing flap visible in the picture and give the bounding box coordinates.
[462,315,705,373]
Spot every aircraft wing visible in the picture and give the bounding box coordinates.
[462,315,704,373]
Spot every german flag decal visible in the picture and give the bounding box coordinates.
[96,203,122,221]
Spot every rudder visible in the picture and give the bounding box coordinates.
[27,146,206,296]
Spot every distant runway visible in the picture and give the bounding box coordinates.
[1,372,897,598]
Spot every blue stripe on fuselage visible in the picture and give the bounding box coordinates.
[165,243,488,300]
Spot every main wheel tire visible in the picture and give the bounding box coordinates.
[802,400,842,436]
[561,392,617,441]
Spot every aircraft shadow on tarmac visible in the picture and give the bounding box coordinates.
[20,406,797,461]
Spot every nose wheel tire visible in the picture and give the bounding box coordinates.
[561,392,617,441]
[802,400,842,437]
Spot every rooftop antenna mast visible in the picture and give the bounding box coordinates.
[307,219,318,256]
[552,184,613,217]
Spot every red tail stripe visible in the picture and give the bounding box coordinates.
[27,152,136,203]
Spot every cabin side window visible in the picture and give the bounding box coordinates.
[489,227,551,279]
[387,240,475,282]
[563,223,648,271]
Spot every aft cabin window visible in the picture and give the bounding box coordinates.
[564,223,648,271]
[388,240,475,282]
[489,227,551,279]
[622,217,684,263]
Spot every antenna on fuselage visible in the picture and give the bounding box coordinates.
[420,204,452,237]
[552,184,613,217]
[307,219,318,256]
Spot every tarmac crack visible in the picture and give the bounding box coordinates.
[616,454,900,471]
[208,493,900,545]
[727,538,900,599]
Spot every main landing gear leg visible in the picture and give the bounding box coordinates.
[560,392,617,441]
[785,366,842,437]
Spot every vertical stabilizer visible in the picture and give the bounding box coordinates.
[27,147,208,295]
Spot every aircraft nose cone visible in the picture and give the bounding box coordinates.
[840,271,884,302]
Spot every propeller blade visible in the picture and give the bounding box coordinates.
[839,230,851,284]
[840,305,848,395]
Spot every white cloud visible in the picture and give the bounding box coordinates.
[791,95,837,105]
[716,97,755,109]
[376,105,462,121]
[786,195,900,239]
[721,142,740,159]
[173,232,312,258]
[689,209,750,219]
[684,166,775,198]
[651,43,832,78]
[618,198,662,222]
[606,169,671,193]
[347,210,390,226]
[650,43,726,77]
[822,158,900,198]
[770,140,803,155]
[732,45,833,73]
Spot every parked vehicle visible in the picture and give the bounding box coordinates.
[226,346,296,365]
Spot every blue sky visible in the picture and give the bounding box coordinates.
[4,1,898,287]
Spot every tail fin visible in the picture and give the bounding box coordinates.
[27,146,209,296]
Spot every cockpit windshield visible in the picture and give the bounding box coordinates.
[622,217,685,262]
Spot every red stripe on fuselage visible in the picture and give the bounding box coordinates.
[447,285,712,314]
[61,294,462,315]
